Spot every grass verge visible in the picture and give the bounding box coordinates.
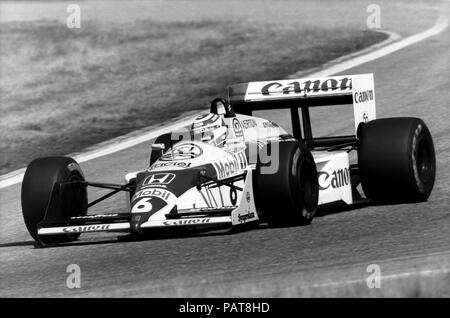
[0,19,387,174]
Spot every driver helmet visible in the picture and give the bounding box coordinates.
[191,113,227,147]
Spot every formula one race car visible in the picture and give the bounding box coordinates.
[21,73,436,245]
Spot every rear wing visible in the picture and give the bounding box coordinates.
[228,73,376,143]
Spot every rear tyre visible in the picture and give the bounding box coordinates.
[21,156,87,245]
[358,117,435,203]
[254,140,319,226]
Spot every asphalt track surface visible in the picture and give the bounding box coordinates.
[1,12,449,298]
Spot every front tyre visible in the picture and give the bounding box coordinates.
[254,140,319,226]
[358,117,436,203]
[21,156,87,245]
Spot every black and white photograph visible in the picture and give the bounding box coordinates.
[0,0,448,301]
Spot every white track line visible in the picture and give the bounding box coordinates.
[0,117,196,189]
[309,267,450,290]
[296,13,448,79]
[0,12,448,189]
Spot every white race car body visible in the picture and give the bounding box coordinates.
[123,113,354,233]
[37,73,375,237]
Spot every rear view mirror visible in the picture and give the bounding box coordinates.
[149,143,166,166]
[151,143,165,150]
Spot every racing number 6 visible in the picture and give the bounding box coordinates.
[131,198,153,213]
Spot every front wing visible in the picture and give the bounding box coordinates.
[37,169,259,237]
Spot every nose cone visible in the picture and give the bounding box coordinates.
[129,186,177,233]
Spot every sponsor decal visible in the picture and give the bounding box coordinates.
[160,143,203,161]
[256,141,266,149]
[262,121,279,128]
[412,123,424,190]
[213,151,248,180]
[193,125,222,135]
[193,125,221,134]
[63,224,110,233]
[318,168,350,190]
[151,161,192,169]
[363,111,369,123]
[261,77,352,96]
[142,173,176,187]
[70,214,119,220]
[132,188,176,203]
[292,148,300,177]
[232,118,244,139]
[238,212,255,222]
[183,207,230,213]
[354,90,374,103]
[163,218,211,226]
[131,198,153,213]
[241,119,257,129]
